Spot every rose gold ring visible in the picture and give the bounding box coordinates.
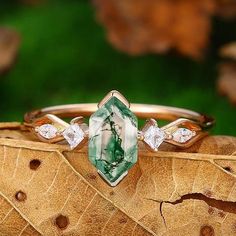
[23,90,214,186]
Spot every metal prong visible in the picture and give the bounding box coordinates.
[45,114,69,127]
[97,170,128,187]
[164,132,173,140]
[98,90,130,108]
[137,130,144,141]
[148,118,158,126]
[70,116,84,125]
[140,118,158,135]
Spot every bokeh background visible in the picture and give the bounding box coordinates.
[0,0,236,135]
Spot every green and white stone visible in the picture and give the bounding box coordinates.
[89,96,138,186]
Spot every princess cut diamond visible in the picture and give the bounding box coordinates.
[143,121,166,151]
[62,124,84,149]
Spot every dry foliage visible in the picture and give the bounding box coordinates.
[0,123,236,235]
[94,0,216,59]
[0,28,20,74]
[94,0,236,59]
[218,63,236,105]
[215,0,236,18]
[220,42,236,60]
[218,43,236,105]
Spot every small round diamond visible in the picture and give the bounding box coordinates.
[37,124,58,139]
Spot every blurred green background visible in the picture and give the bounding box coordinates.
[0,0,236,135]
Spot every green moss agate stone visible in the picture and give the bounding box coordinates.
[89,96,138,185]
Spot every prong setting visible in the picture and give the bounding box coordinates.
[24,90,213,187]
[98,90,130,108]
[140,118,202,151]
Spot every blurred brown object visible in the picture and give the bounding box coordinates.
[218,63,236,105]
[218,42,236,105]
[220,42,236,60]
[0,28,20,74]
[94,0,215,59]
[215,0,236,18]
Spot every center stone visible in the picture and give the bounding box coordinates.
[88,96,138,186]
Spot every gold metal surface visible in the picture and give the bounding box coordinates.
[24,90,215,150]
[24,103,214,128]
[98,90,130,108]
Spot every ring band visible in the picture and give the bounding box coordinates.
[24,90,214,186]
[24,103,214,127]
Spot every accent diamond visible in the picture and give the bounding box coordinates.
[172,128,196,143]
[37,124,58,139]
[62,124,84,149]
[143,124,166,151]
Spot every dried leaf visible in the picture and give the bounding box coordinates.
[220,42,236,60]
[218,62,236,105]
[0,124,152,236]
[0,123,236,235]
[215,0,236,18]
[94,0,215,59]
[0,28,20,74]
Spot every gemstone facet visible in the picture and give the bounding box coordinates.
[62,124,84,149]
[89,96,138,186]
[172,128,196,143]
[143,121,166,150]
[37,124,58,139]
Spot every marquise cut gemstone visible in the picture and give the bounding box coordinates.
[172,128,195,143]
[88,96,138,185]
[37,124,57,139]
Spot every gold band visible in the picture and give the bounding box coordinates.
[23,90,215,186]
[24,103,214,128]
[23,90,215,152]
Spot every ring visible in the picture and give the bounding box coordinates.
[24,90,214,186]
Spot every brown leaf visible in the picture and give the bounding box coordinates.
[0,124,152,235]
[0,123,236,235]
[217,62,236,105]
[0,28,20,74]
[215,0,236,18]
[94,0,215,59]
[220,42,236,60]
